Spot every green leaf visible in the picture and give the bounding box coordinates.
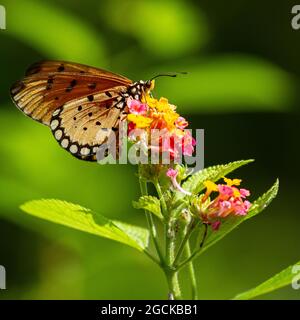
[178,159,254,199]
[133,196,163,220]
[233,259,300,300]
[113,220,150,251]
[20,199,149,252]
[244,179,280,221]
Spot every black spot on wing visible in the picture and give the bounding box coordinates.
[70,79,77,87]
[10,81,25,96]
[25,64,41,76]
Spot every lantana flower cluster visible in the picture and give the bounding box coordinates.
[200,177,251,230]
[126,95,196,159]
[127,91,252,232]
[165,168,252,231]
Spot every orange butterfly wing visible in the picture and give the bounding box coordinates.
[50,95,127,160]
[10,60,133,161]
[10,60,132,125]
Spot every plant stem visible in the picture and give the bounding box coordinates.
[154,180,168,219]
[164,269,181,300]
[144,250,161,266]
[176,248,200,271]
[185,240,198,300]
[139,177,164,265]
[165,222,175,266]
[164,212,183,299]
[199,223,208,248]
[175,223,208,271]
[173,219,198,267]
[173,229,189,267]
[154,179,182,298]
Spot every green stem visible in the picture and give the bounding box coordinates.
[176,247,200,271]
[164,269,181,300]
[154,180,168,219]
[144,250,161,266]
[199,223,208,248]
[165,222,175,266]
[164,213,182,299]
[139,177,164,265]
[173,219,198,267]
[185,240,198,300]
[140,171,184,299]
[175,223,207,271]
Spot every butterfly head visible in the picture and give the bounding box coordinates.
[127,80,155,100]
[145,79,155,91]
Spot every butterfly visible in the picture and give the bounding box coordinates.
[10,60,153,161]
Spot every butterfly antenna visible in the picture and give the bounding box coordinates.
[150,72,188,81]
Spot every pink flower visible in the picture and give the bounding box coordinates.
[211,220,221,231]
[166,168,177,178]
[182,131,196,156]
[240,188,250,198]
[218,200,232,217]
[175,117,188,129]
[161,133,176,158]
[161,131,196,159]
[127,122,136,134]
[232,200,251,216]
[126,94,197,159]
[161,133,186,160]
[192,137,196,146]
[201,178,252,229]
[166,168,191,196]
[127,98,147,115]
[218,185,233,197]
[244,200,251,211]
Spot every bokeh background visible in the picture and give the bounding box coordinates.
[0,0,299,299]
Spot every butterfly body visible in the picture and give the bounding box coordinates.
[10,60,152,161]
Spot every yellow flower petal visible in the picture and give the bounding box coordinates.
[202,180,218,203]
[223,177,242,186]
[139,95,182,131]
[204,180,218,192]
[127,114,153,128]
[233,189,241,197]
[163,112,179,130]
[141,95,157,108]
[156,97,171,112]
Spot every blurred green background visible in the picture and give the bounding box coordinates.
[0,0,299,299]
